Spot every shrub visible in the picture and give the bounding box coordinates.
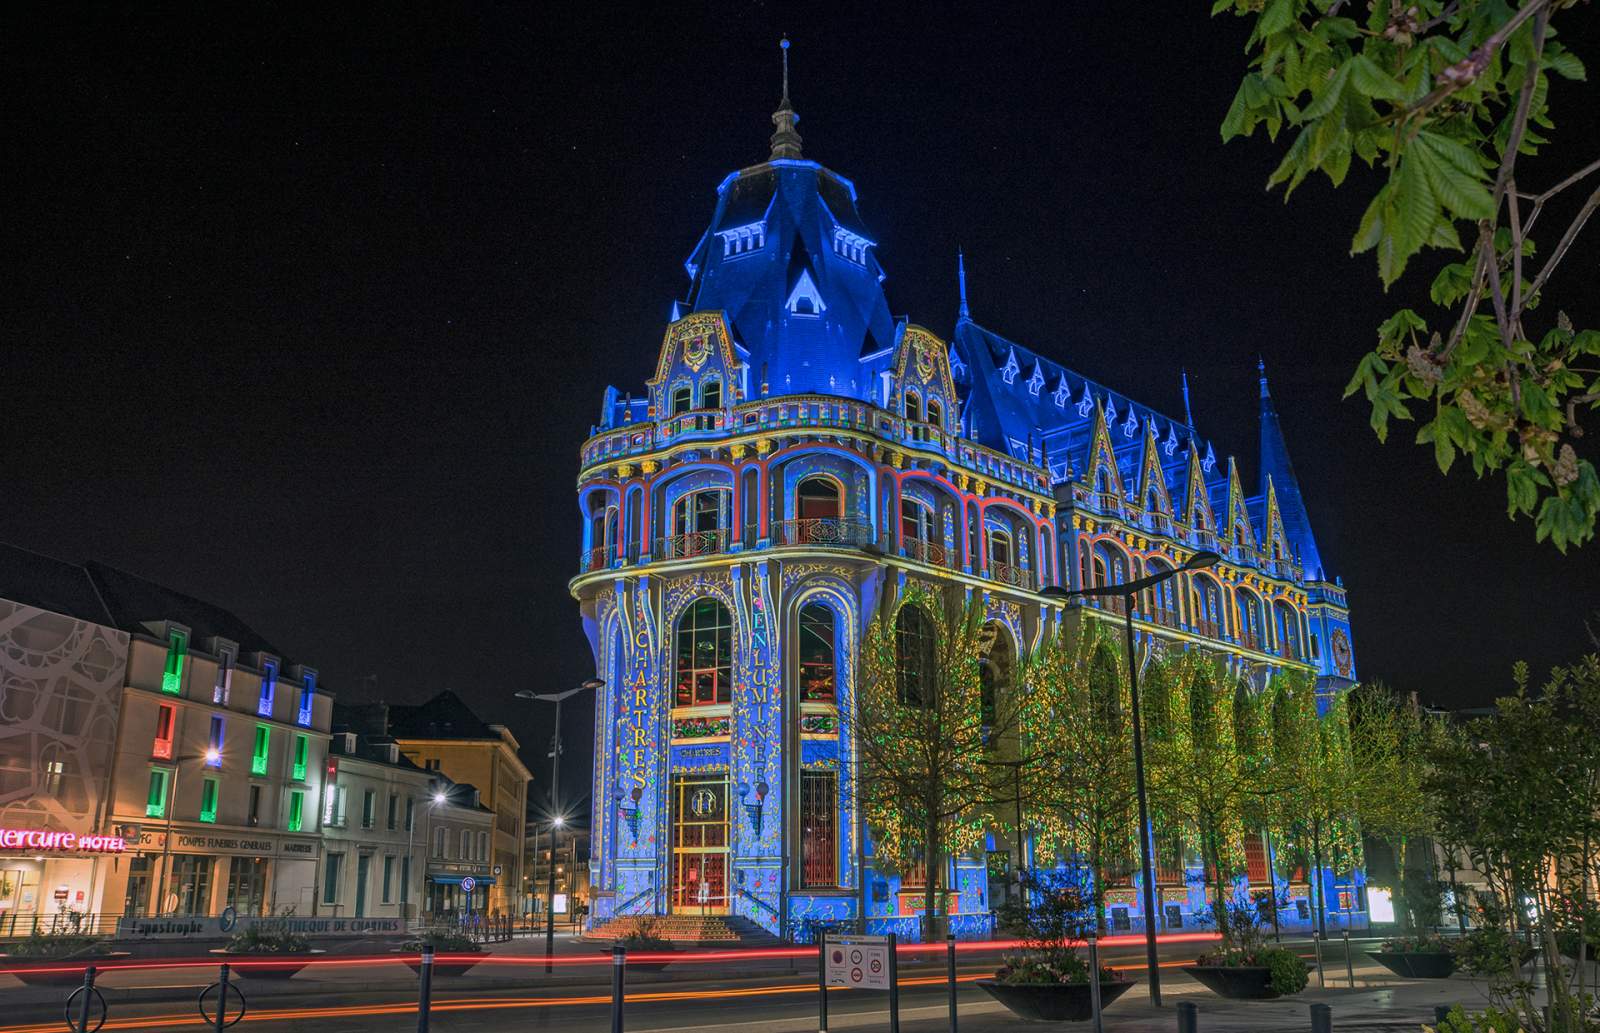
[401,930,481,953]
[1262,947,1310,996]
[617,917,672,952]
[224,925,312,954]
[5,933,114,960]
[1379,933,1453,954]
[991,872,1126,985]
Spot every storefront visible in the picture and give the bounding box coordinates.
[101,826,321,918]
[425,869,492,917]
[0,826,129,933]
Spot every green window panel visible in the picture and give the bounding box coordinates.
[161,632,187,695]
[200,778,218,823]
[292,735,308,781]
[287,790,304,832]
[252,726,270,776]
[145,768,169,818]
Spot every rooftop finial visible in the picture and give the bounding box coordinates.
[1181,368,1195,431]
[769,36,803,160]
[1258,356,1271,401]
[957,249,970,322]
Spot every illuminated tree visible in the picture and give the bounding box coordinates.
[1345,684,1439,931]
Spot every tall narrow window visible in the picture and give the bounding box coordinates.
[296,671,316,727]
[207,715,224,766]
[287,790,305,832]
[248,784,262,826]
[387,794,398,831]
[145,768,170,818]
[362,789,375,829]
[323,853,343,904]
[904,391,921,421]
[252,726,270,776]
[257,660,277,718]
[479,831,489,861]
[292,734,308,781]
[434,826,446,858]
[405,797,415,832]
[900,498,934,545]
[382,856,395,903]
[400,856,411,904]
[670,384,692,416]
[153,704,176,760]
[200,777,219,823]
[701,380,721,409]
[213,651,234,705]
[674,598,733,706]
[674,490,723,534]
[987,527,1014,568]
[162,632,187,695]
[461,830,471,858]
[800,770,838,888]
[1245,832,1271,884]
[895,604,935,707]
[798,604,837,703]
[926,398,942,425]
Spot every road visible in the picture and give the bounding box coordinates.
[1,935,1401,1033]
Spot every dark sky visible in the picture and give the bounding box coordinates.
[5,4,1597,806]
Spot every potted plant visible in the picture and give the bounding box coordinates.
[1183,903,1309,999]
[0,931,130,986]
[396,930,483,977]
[612,917,677,972]
[210,923,325,979]
[1368,933,1458,978]
[976,873,1135,1022]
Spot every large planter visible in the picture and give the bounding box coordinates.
[395,950,482,978]
[1368,951,1457,979]
[0,952,133,986]
[1182,964,1279,999]
[610,948,677,973]
[976,979,1135,1021]
[209,948,326,979]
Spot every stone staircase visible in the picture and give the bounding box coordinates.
[585,913,784,946]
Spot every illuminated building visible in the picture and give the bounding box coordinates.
[573,46,1359,940]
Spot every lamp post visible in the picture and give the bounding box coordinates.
[516,679,603,972]
[406,787,448,922]
[157,746,221,916]
[1042,549,1220,1008]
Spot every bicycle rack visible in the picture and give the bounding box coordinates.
[197,964,248,1030]
[63,966,107,1033]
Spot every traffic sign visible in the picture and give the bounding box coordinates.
[460,876,476,894]
[824,934,890,990]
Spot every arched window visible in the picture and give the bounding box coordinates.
[987,526,1014,568]
[798,603,836,703]
[1274,601,1302,661]
[1191,575,1223,636]
[979,622,1013,727]
[1142,558,1177,625]
[674,490,724,534]
[900,497,934,546]
[701,380,721,410]
[675,599,733,706]
[797,477,842,521]
[904,391,922,422]
[925,398,942,426]
[895,604,934,707]
[670,385,692,416]
[1237,590,1263,649]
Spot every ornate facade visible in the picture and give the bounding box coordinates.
[575,52,1357,940]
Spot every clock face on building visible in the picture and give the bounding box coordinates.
[1331,628,1353,677]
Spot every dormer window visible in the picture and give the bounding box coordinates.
[831,228,873,265]
[670,384,692,416]
[1000,349,1019,385]
[904,391,922,422]
[786,270,825,317]
[1026,364,1044,397]
[926,398,942,426]
[717,221,766,257]
[701,380,721,410]
[1053,380,1070,408]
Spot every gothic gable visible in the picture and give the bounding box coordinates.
[647,311,742,418]
[888,323,961,435]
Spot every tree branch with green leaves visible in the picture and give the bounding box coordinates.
[1216,0,1598,550]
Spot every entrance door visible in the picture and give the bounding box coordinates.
[355,855,369,917]
[670,773,729,914]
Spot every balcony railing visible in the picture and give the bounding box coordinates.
[1147,606,1180,629]
[1239,630,1264,652]
[776,517,872,548]
[1194,618,1222,638]
[988,561,1032,589]
[903,537,953,567]
[581,546,611,573]
[654,529,730,561]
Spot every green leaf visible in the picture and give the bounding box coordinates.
[1257,0,1294,38]
[1349,54,1405,100]
[1267,125,1314,195]
[1351,183,1389,254]
[1543,49,1585,81]
[1429,262,1472,306]
[1412,135,1494,222]
[1222,81,1251,141]
[1299,60,1352,122]
[1417,419,1456,474]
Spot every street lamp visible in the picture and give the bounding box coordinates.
[1042,548,1220,1007]
[157,746,222,915]
[516,679,603,972]
[405,785,450,920]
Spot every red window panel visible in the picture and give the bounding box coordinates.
[800,771,837,888]
[1244,832,1271,885]
[153,703,176,760]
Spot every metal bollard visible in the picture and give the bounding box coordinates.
[946,932,958,1033]
[1342,929,1353,987]
[416,945,433,1033]
[1314,931,1325,988]
[78,965,97,1033]
[818,933,829,1033]
[1310,1002,1332,1033]
[1088,933,1104,1033]
[1177,999,1199,1033]
[611,945,626,1033]
[887,932,900,1033]
[215,964,230,1033]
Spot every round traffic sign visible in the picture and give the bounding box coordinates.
[460,876,476,894]
[851,967,862,982]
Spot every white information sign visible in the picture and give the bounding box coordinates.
[824,934,890,991]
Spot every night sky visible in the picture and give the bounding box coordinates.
[6,5,1597,808]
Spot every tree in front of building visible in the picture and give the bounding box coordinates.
[850,586,1014,941]
[1019,626,1138,933]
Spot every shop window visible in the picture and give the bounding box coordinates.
[362,790,375,829]
[252,726,270,776]
[145,768,170,818]
[200,777,219,823]
[674,598,733,706]
[798,603,837,702]
[287,790,304,832]
[323,852,343,904]
[207,715,224,766]
[257,659,277,717]
[800,770,838,888]
[153,703,176,760]
[226,857,267,916]
[292,735,308,781]
[162,631,187,695]
[166,855,212,915]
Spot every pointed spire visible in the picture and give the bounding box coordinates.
[957,249,971,322]
[1258,355,1270,401]
[768,37,803,160]
[1181,368,1195,431]
[1257,357,1325,580]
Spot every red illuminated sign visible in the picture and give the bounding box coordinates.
[0,828,127,853]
